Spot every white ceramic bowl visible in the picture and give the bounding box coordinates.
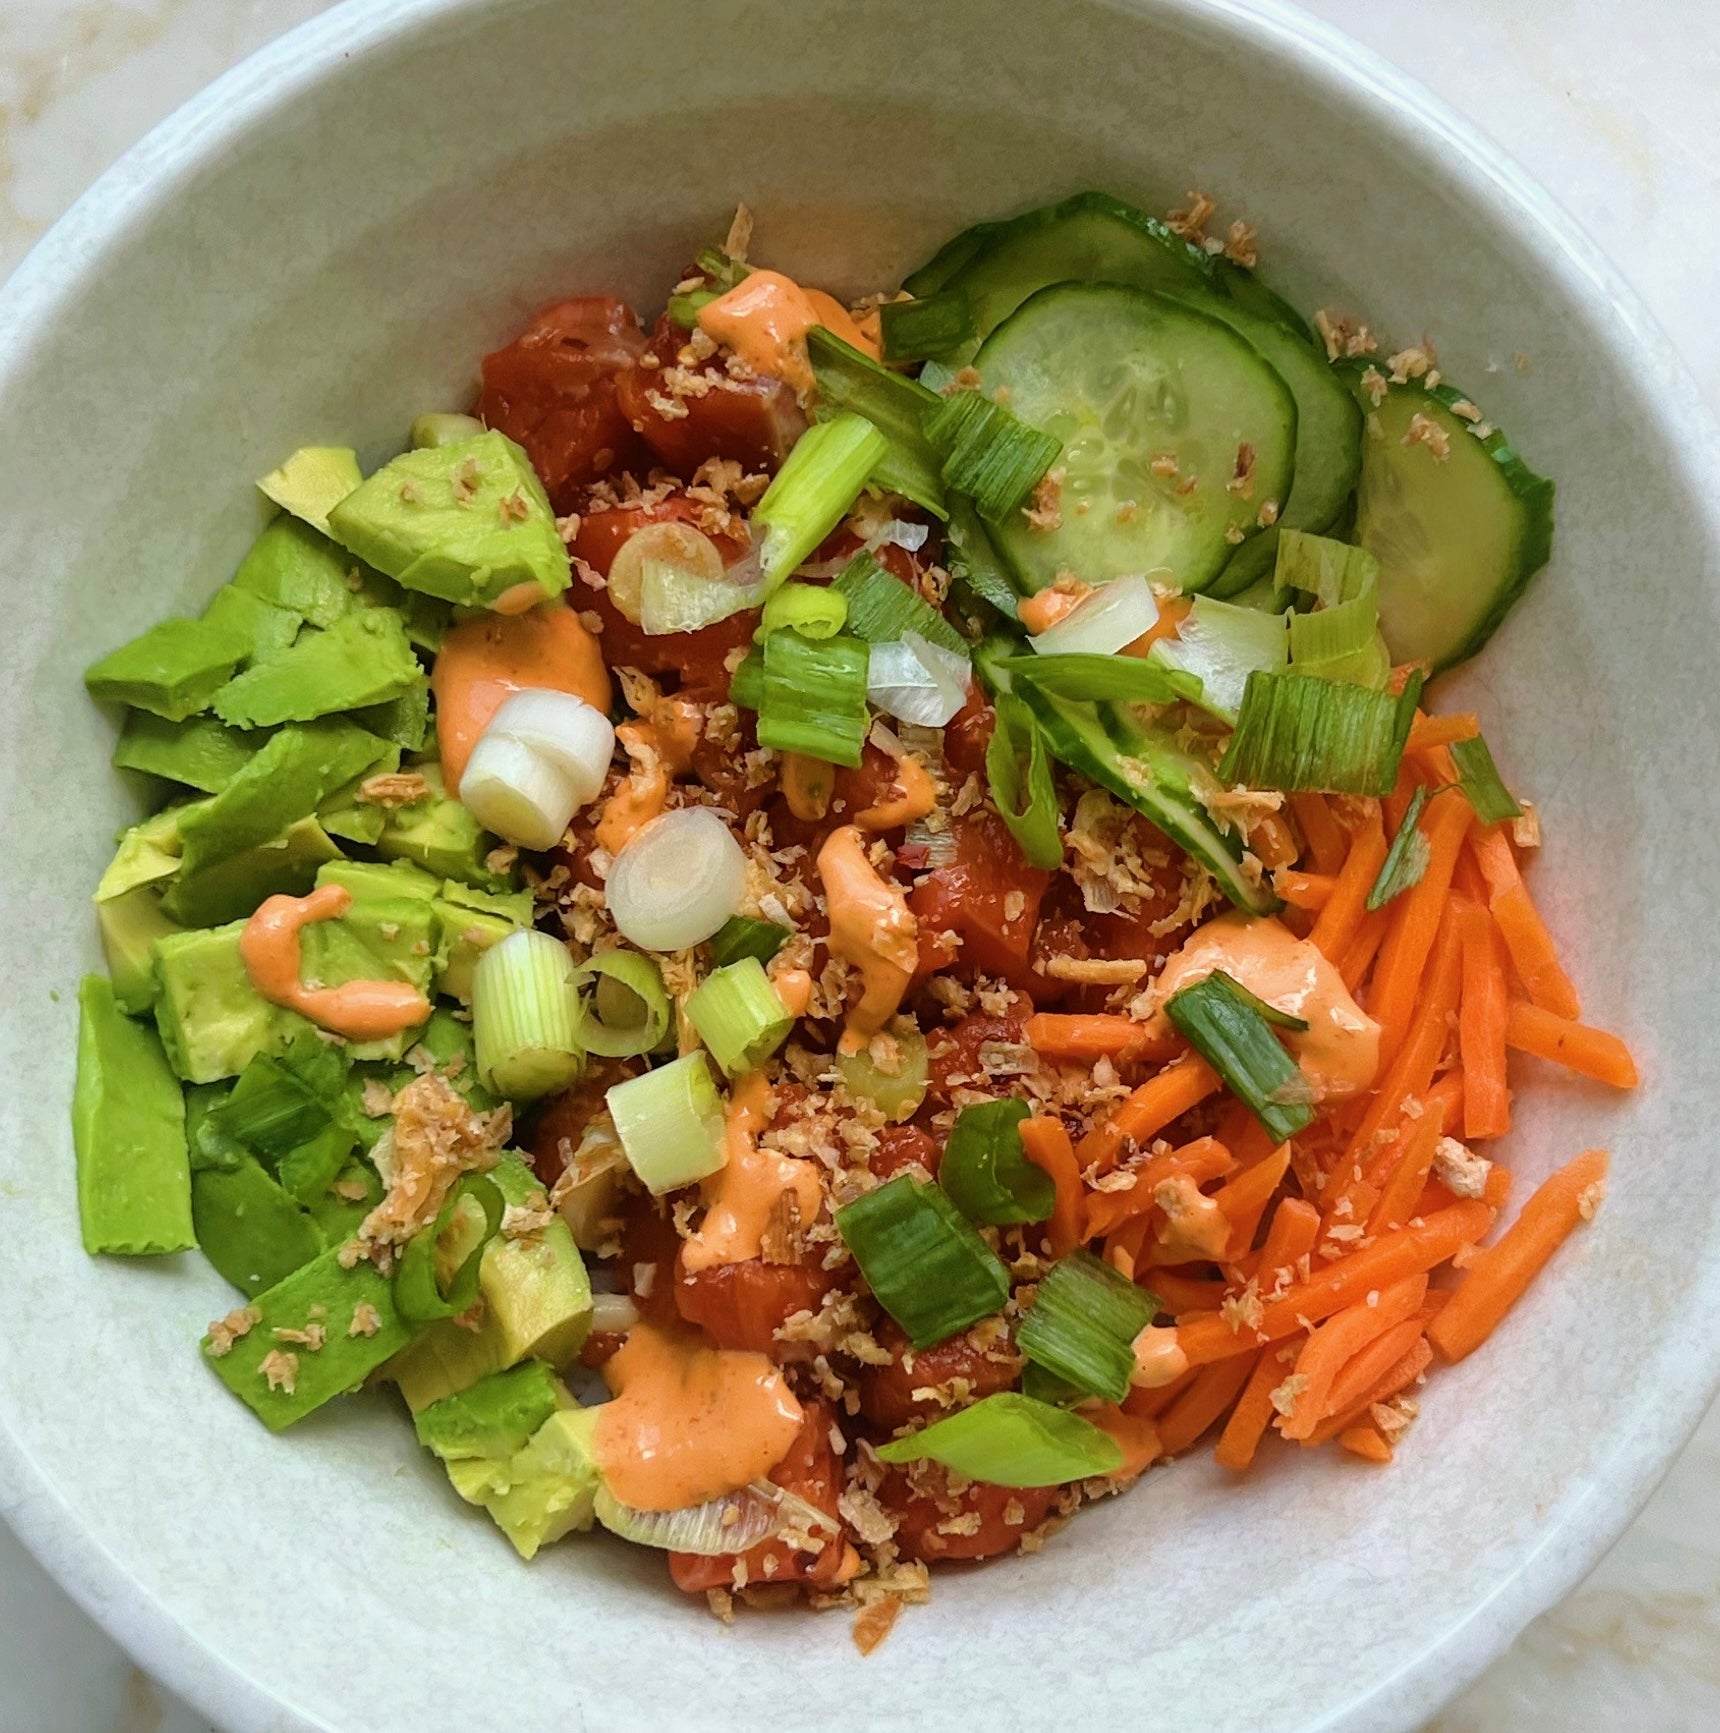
[2,1,1717,1728]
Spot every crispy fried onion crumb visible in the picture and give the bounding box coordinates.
[258,1349,299,1395]
[206,1305,261,1358]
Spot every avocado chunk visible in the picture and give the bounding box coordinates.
[316,858,441,905]
[375,763,515,892]
[152,921,294,1083]
[411,412,486,450]
[72,976,196,1256]
[257,446,363,536]
[97,886,183,1013]
[432,900,519,1004]
[308,1155,382,1240]
[447,1407,603,1559]
[191,1153,324,1295]
[94,805,195,902]
[201,1242,415,1431]
[212,609,422,730]
[414,1359,564,1463]
[85,617,250,722]
[160,816,342,927]
[176,718,392,879]
[276,1123,359,1206]
[112,712,263,793]
[326,430,570,609]
[354,672,431,752]
[201,582,302,666]
[232,516,366,628]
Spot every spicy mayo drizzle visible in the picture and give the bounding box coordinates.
[697,270,879,395]
[596,697,702,855]
[430,604,610,792]
[816,825,918,1054]
[240,884,431,1042]
[593,1321,804,1510]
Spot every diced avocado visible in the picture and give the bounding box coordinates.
[326,430,570,609]
[414,1359,564,1462]
[97,886,183,1014]
[231,517,365,628]
[354,672,431,751]
[176,719,393,879]
[207,1047,334,1160]
[94,805,195,902]
[161,817,342,927]
[85,617,250,722]
[212,610,423,730]
[432,901,518,1004]
[411,412,486,450]
[191,1153,324,1295]
[201,582,302,666]
[316,858,441,904]
[454,1407,603,1559]
[308,1155,382,1239]
[257,446,363,536]
[319,799,385,847]
[401,592,453,653]
[112,712,263,793]
[72,976,196,1255]
[310,895,437,992]
[394,1007,501,1112]
[277,1123,358,1207]
[439,879,534,927]
[201,1243,415,1431]
[152,921,295,1083]
[375,763,515,892]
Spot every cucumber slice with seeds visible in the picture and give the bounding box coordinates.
[1348,369,1554,672]
[972,284,1297,594]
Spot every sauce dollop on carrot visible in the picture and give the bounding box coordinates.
[698,270,879,395]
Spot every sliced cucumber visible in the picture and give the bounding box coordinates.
[905,192,1215,367]
[1210,258,1316,345]
[1348,369,1554,671]
[972,284,1297,595]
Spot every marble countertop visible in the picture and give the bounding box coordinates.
[4,1,1717,1727]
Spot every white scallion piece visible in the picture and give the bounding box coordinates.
[459,732,582,852]
[866,630,971,727]
[605,807,748,952]
[1032,572,1161,657]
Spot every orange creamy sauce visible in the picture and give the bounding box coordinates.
[816,825,919,1054]
[240,884,431,1042]
[780,751,835,823]
[697,270,879,395]
[594,1321,804,1510]
[855,753,937,832]
[431,604,610,792]
[596,700,702,855]
[1148,911,1380,1099]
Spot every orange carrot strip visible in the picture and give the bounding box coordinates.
[1077,1055,1221,1175]
[1212,1142,1292,1259]
[1338,908,1390,992]
[1085,1403,1163,1478]
[1156,1353,1257,1456]
[1213,1337,1302,1472]
[1338,1426,1393,1462]
[1145,1271,1231,1315]
[1123,1368,1195,1421]
[1422,1069,1465,1138]
[1428,1150,1609,1363]
[1458,903,1512,1137]
[1278,1276,1427,1441]
[1367,791,1472,1066]
[1309,813,1388,961]
[1081,1137,1236,1241]
[1504,1002,1639,1089]
[1367,1097,1449,1235]
[1020,1118,1083,1258]
[1176,1201,1493,1365]
[1251,812,1300,871]
[1484,1165,1513,1209]
[1101,1213,1155,1283]
[1023,1013,1181,1064]
[1248,1195,1321,1291]
[1289,792,1348,876]
[1406,712,1480,752]
[1318,1316,1427,1420]
[1471,827,1581,1018]
[1273,870,1336,911]
[1304,1338,1433,1446]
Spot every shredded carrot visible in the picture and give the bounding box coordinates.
[1122,1368,1195,1421]
[1020,1118,1083,1258]
[1077,1055,1221,1175]
[1367,790,1473,1066]
[1406,712,1480,752]
[1211,1142,1292,1259]
[1366,1096,1448,1235]
[1428,1149,1609,1363]
[1309,813,1387,961]
[1081,1137,1235,1241]
[1316,1316,1426,1421]
[1504,1002,1639,1089]
[1458,903,1512,1137]
[1339,1425,1394,1462]
[1304,1338,1433,1447]
[1022,1013,1180,1064]
[1103,1213,1157,1283]
[1214,1340,1299,1472]
[1273,869,1335,911]
[1251,812,1300,871]
[1422,1068,1465,1134]
[1245,1195,1320,1291]
[1146,1270,1231,1315]
[1278,1276,1427,1441]
[1085,1404,1162,1479]
[1157,1353,1256,1456]
[1176,1201,1493,1365]
[1337,908,1390,992]
[1289,792,1349,875]
[1471,827,1581,1018]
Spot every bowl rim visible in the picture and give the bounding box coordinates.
[3,0,1718,1728]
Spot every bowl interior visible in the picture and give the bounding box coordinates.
[0,1,1716,1729]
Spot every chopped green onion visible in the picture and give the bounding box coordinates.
[1016,1248,1156,1403]
[807,327,948,518]
[756,629,871,768]
[569,949,671,1058]
[1000,652,1199,706]
[751,413,887,587]
[1220,975,1311,1032]
[393,1173,505,1325]
[1287,560,1389,688]
[756,580,847,642]
[728,647,763,712]
[830,552,967,655]
[834,1175,1010,1347]
[639,561,763,635]
[708,915,792,968]
[924,390,1062,526]
[1163,970,1314,1144]
[207,1053,331,1160]
[1218,669,1424,796]
[833,1025,929,1123]
[1275,528,1380,609]
[606,1053,728,1196]
[1367,784,1434,912]
[879,291,977,362]
[686,958,795,1078]
[874,1392,1123,1486]
[1149,596,1289,722]
[985,693,1062,871]
[943,496,1023,620]
[472,929,584,1101]
[1020,1361,1085,1407]
[939,1099,1054,1226]
[1450,734,1522,824]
